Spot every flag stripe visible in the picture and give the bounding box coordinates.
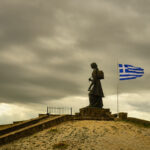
[125,70,144,74]
[128,68,144,71]
[120,74,143,77]
[120,77,137,80]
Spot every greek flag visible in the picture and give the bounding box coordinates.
[119,64,144,80]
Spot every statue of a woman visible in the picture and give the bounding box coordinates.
[88,62,104,108]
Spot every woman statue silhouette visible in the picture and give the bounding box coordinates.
[88,62,104,108]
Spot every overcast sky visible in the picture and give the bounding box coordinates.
[0,0,150,124]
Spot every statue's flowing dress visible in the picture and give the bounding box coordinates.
[89,69,104,108]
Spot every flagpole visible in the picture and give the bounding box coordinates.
[117,61,119,117]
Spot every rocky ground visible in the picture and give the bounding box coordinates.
[0,120,150,150]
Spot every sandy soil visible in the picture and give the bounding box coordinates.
[0,120,150,150]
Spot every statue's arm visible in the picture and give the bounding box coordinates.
[88,82,94,91]
[88,77,96,91]
[88,70,97,91]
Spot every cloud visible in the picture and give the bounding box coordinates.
[0,0,150,122]
[1,92,150,125]
[104,93,150,120]
[0,103,41,124]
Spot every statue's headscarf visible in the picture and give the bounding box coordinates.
[91,62,97,69]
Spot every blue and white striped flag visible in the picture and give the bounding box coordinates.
[119,64,144,80]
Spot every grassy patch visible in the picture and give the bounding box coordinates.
[122,118,150,128]
[47,128,59,134]
[52,142,69,149]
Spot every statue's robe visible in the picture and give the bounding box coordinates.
[89,69,104,97]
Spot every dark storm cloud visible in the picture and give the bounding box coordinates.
[0,0,150,106]
[0,57,83,103]
[0,1,53,48]
[125,92,150,113]
[129,101,150,113]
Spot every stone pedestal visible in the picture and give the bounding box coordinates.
[75,107,114,120]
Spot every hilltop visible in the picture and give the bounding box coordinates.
[0,120,150,150]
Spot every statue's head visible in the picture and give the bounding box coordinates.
[91,62,97,69]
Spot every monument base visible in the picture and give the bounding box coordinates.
[75,107,114,120]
